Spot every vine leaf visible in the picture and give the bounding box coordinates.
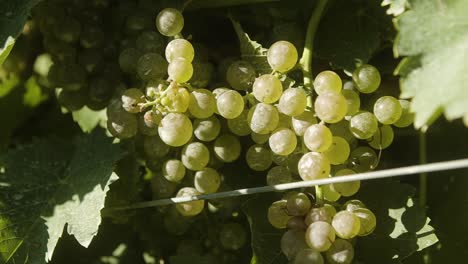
[71,107,107,133]
[395,0,468,128]
[0,130,125,263]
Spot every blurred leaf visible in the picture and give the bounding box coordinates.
[23,75,47,107]
[0,73,20,98]
[72,107,107,133]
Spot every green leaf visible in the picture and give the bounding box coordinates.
[0,0,41,65]
[242,194,287,264]
[382,0,409,16]
[395,0,468,128]
[0,130,125,263]
[72,107,108,133]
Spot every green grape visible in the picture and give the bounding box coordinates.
[53,18,81,43]
[294,249,324,264]
[80,26,104,49]
[368,125,394,149]
[107,100,138,139]
[324,137,350,165]
[331,169,360,197]
[305,221,336,252]
[138,53,168,81]
[341,89,360,116]
[349,146,378,172]
[323,183,341,202]
[246,144,273,171]
[349,111,378,139]
[313,71,342,95]
[214,134,241,162]
[352,64,381,93]
[57,89,87,111]
[268,200,292,229]
[156,8,184,37]
[139,110,160,136]
[251,132,270,144]
[181,142,210,171]
[291,110,318,136]
[267,40,298,73]
[151,173,177,199]
[272,153,289,166]
[162,86,190,113]
[136,31,165,54]
[143,135,170,159]
[175,187,205,216]
[219,223,247,251]
[191,61,215,87]
[287,216,308,230]
[298,152,330,181]
[394,99,415,127]
[373,96,402,124]
[278,88,307,117]
[188,89,216,118]
[269,128,297,156]
[314,92,348,123]
[226,60,256,90]
[343,200,367,212]
[325,239,354,264]
[121,88,145,113]
[332,211,361,239]
[281,229,308,260]
[119,48,142,74]
[267,166,293,186]
[305,204,337,225]
[165,38,194,63]
[216,90,244,119]
[286,192,311,216]
[252,74,283,103]
[163,159,186,183]
[193,116,221,142]
[194,167,221,194]
[227,109,251,136]
[303,124,333,152]
[78,48,103,74]
[158,113,193,146]
[248,103,279,134]
[353,208,377,236]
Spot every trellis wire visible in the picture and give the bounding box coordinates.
[106,158,468,211]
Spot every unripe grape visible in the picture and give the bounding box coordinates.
[278,88,307,117]
[303,124,333,152]
[349,111,378,139]
[267,41,298,72]
[168,57,193,83]
[353,64,381,93]
[252,74,283,103]
[156,8,184,37]
[314,70,342,95]
[314,92,348,123]
[373,96,402,124]
[332,211,361,239]
[165,38,194,62]
[158,113,193,147]
[175,187,204,216]
[305,221,336,252]
[298,152,330,181]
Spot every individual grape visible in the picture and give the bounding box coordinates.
[57,89,87,111]
[291,111,318,136]
[191,61,215,87]
[121,88,145,113]
[107,101,138,139]
[219,223,247,251]
[267,40,298,73]
[162,86,190,113]
[162,159,186,183]
[168,57,193,83]
[252,74,283,104]
[343,200,367,212]
[281,229,308,260]
[181,142,210,171]
[119,48,142,74]
[373,96,402,124]
[331,169,360,197]
[246,144,273,171]
[188,89,216,118]
[266,166,293,185]
[324,137,350,165]
[53,18,81,43]
[332,211,361,239]
[78,48,103,74]
[225,60,256,90]
[298,152,330,181]
[251,132,270,144]
[394,99,415,127]
[151,173,177,199]
[156,8,184,37]
[165,38,195,63]
[368,125,394,149]
[303,124,333,152]
[269,128,297,156]
[80,26,105,49]
[341,89,360,116]
[325,239,354,264]
[314,92,348,123]
[305,204,337,225]
[349,146,378,172]
[139,110,161,136]
[286,192,311,216]
[248,103,279,134]
[194,167,221,194]
[143,135,170,159]
[305,221,336,252]
[352,64,381,93]
[135,31,165,54]
[158,113,193,147]
[193,116,221,142]
[278,88,307,117]
[349,111,378,139]
[136,53,168,81]
[268,200,292,229]
[227,109,251,136]
[313,71,342,95]
[294,249,324,264]
[214,134,241,162]
[175,187,205,216]
[353,208,377,236]
[216,90,244,119]
[323,184,341,202]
